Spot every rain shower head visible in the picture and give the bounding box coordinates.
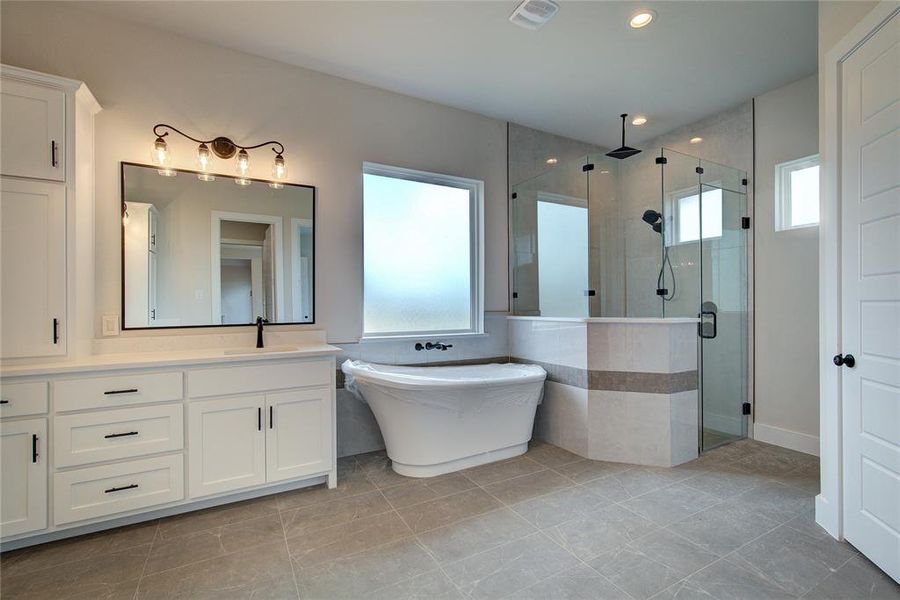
[606,114,642,160]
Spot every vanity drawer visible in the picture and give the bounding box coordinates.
[55,372,183,412]
[0,381,48,417]
[188,360,331,398]
[54,404,184,467]
[54,454,184,525]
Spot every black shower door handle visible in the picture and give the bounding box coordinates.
[698,310,717,339]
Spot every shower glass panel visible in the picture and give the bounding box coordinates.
[698,164,749,450]
[512,156,591,316]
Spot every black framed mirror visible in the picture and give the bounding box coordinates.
[121,162,315,329]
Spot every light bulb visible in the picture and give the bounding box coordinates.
[236,149,250,177]
[197,143,215,181]
[152,136,175,176]
[272,153,286,180]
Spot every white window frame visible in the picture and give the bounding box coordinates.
[775,154,820,231]
[666,184,724,246]
[361,162,484,340]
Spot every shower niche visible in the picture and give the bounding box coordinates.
[510,148,750,452]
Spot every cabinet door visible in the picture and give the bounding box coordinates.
[188,396,265,498]
[1,418,47,537]
[1,178,66,358]
[266,387,333,483]
[1,79,65,181]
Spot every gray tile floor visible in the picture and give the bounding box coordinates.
[2,439,898,599]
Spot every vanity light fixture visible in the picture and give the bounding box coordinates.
[632,116,648,126]
[546,157,558,165]
[629,9,656,29]
[150,124,287,187]
[690,136,703,144]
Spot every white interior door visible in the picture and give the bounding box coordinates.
[840,11,900,582]
[0,418,47,537]
[188,395,265,498]
[1,178,66,358]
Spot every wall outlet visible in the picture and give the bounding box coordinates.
[102,314,120,337]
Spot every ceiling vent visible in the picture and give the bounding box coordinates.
[509,0,560,30]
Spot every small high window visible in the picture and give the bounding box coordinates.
[362,163,483,338]
[671,188,723,244]
[776,155,820,230]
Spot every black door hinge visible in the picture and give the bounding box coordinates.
[582,163,595,172]
[741,217,751,229]
[741,178,748,186]
[742,402,752,415]
[695,166,704,175]
[656,288,669,296]
[655,156,667,165]
[512,292,518,299]
[584,289,596,297]
[511,192,517,199]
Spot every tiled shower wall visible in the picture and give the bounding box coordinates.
[510,317,700,467]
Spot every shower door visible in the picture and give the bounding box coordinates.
[698,171,750,450]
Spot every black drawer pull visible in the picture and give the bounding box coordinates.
[104,431,139,439]
[0,400,9,405]
[32,434,38,463]
[104,389,138,395]
[269,405,273,429]
[257,407,262,431]
[104,484,138,494]
[51,140,58,167]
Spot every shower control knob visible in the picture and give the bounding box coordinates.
[833,354,856,368]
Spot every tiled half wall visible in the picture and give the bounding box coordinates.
[509,316,700,467]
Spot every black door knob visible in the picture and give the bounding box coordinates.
[833,354,856,368]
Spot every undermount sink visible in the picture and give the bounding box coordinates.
[222,345,299,356]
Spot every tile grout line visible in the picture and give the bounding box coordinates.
[279,504,303,600]
[132,520,160,600]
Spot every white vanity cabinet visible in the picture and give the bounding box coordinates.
[0,418,48,537]
[0,349,338,549]
[187,360,334,497]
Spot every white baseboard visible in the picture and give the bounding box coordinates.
[753,422,819,456]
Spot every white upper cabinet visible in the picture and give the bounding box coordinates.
[1,79,65,181]
[0,178,66,358]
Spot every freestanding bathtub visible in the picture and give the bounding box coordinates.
[341,360,546,477]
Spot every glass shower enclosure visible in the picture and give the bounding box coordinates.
[511,148,750,452]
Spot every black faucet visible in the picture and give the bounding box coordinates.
[414,342,454,351]
[256,317,269,348]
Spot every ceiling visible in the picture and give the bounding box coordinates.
[77,1,818,148]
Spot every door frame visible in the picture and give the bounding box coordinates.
[210,211,284,325]
[818,1,899,540]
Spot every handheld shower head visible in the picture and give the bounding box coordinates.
[642,209,662,233]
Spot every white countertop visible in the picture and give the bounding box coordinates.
[0,344,342,378]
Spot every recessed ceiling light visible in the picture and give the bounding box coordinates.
[546,157,558,165]
[629,9,656,29]
[690,136,703,144]
[632,116,648,126]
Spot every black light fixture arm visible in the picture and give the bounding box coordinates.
[152,124,285,156]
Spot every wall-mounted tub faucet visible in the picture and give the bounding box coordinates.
[415,342,454,351]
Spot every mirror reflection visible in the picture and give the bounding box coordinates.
[121,163,314,329]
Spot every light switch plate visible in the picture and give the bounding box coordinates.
[102,314,120,337]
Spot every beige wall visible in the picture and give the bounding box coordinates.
[0,2,508,343]
[754,75,820,441]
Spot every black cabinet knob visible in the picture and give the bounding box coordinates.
[833,354,856,368]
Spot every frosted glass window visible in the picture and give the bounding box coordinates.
[776,155,820,230]
[363,165,482,336]
[676,188,722,243]
[537,199,589,318]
